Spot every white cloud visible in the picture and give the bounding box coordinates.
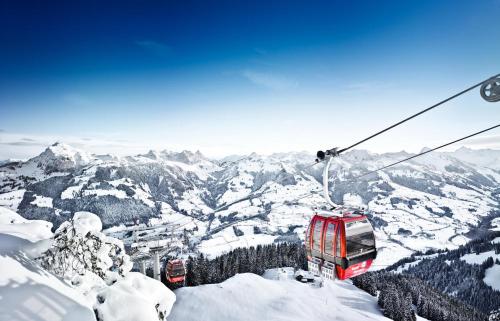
[241,70,298,90]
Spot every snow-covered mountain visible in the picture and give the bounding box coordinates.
[1,142,499,266]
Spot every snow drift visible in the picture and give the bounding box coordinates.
[169,268,391,321]
[0,206,53,243]
[95,272,176,321]
[0,206,176,321]
[0,207,95,321]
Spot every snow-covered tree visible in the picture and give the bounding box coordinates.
[39,211,132,283]
[490,309,500,321]
[38,211,176,321]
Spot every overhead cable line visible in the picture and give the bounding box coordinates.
[275,124,500,207]
[317,73,499,160]
[343,123,500,181]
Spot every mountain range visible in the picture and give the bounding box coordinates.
[1,142,499,267]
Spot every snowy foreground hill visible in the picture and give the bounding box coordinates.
[169,268,401,321]
[0,206,175,321]
[1,143,499,267]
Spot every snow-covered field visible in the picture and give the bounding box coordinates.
[484,265,500,291]
[0,207,53,242]
[460,250,500,265]
[198,229,277,258]
[169,268,392,321]
[0,189,25,209]
[395,253,440,273]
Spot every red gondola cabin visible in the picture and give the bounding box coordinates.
[166,259,186,284]
[306,209,377,280]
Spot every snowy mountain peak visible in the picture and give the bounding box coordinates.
[456,146,472,152]
[47,142,81,156]
[30,142,92,173]
[95,154,120,162]
[342,149,374,162]
[450,147,500,170]
[382,150,412,159]
[160,150,208,164]
[143,150,162,160]
[183,150,206,163]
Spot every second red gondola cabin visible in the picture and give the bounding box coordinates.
[166,259,186,284]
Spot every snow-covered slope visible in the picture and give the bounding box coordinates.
[0,206,176,321]
[169,269,393,321]
[0,244,97,321]
[0,206,53,242]
[1,144,499,267]
[0,207,96,321]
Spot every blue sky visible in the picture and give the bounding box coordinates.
[1,0,499,159]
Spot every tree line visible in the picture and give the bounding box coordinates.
[164,242,307,289]
[161,231,500,321]
[353,271,487,321]
[379,230,500,317]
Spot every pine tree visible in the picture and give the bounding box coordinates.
[185,257,196,286]
[402,293,416,321]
